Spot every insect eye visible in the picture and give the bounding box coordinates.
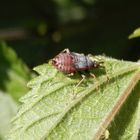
[52,59,56,64]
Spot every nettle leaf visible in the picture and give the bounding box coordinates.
[0,91,17,140]
[0,42,32,101]
[8,56,140,140]
[129,27,140,39]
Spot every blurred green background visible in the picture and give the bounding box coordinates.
[0,0,140,68]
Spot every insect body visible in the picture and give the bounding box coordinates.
[52,49,102,74]
[52,51,75,73]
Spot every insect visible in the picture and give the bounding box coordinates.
[52,48,103,74]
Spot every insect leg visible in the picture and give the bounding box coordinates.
[71,74,86,99]
[89,72,100,90]
[75,74,86,89]
[89,72,96,78]
[61,48,70,53]
[67,72,74,76]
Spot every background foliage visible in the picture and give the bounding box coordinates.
[0,0,140,67]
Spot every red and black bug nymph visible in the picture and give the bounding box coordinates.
[52,49,103,74]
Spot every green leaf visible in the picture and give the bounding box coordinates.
[0,91,17,140]
[128,27,140,39]
[108,81,140,140]
[0,42,32,101]
[8,56,140,140]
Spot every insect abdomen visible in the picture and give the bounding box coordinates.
[52,53,76,73]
